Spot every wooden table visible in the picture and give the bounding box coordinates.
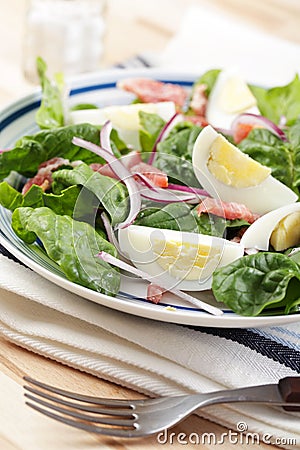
[0,1,299,448]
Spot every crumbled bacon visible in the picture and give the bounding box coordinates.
[147,283,165,304]
[196,198,259,224]
[117,78,188,108]
[91,150,168,188]
[131,162,168,188]
[190,83,208,116]
[22,157,71,194]
[184,115,208,127]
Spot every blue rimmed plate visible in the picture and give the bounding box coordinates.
[1,68,299,328]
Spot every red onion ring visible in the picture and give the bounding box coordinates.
[72,136,141,230]
[167,183,210,198]
[140,186,199,204]
[97,251,223,316]
[100,120,114,154]
[231,113,288,142]
[148,113,183,165]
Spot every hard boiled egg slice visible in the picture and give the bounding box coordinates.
[206,69,258,129]
[192,125,298,215]
[241,203,300,251]
[118,225,244,291]
[70,101,176,148]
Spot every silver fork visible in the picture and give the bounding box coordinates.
[24,376,300,438]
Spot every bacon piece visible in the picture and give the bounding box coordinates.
[147,283,165,304]
[117,78,188,108]
[90,162,118,179]
[196,197,259,224]
[190,83,208,116]
[91,150,168,188]
[184,115,208,127]
[22,157,71,194]
[233,123,255,144]
[130,162,168,188]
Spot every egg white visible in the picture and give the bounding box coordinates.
[70,101,176,148]
[118,225,244,291]
[206,68,259,129]
[192,126,298,215]
[240,203,300,250]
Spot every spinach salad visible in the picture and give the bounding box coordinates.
[0,59,299,316]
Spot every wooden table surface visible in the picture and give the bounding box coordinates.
[0,1,299,449]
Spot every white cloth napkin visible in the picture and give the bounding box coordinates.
[159,5,300,86]
[0,254,299,447]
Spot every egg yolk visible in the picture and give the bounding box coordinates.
[207,135,271,188]
[219,76,257,114]
[152,239,221,281]
[270,212,300,251]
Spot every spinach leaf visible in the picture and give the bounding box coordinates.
[155,123,202,187]
[71,103,99,111]
[0,181,81,216]
[52,163,129,226]
[192,69,221,96]
[238,128,296,192]
[135,203,248,237]
[139,111,165,153]
[0,182,23,210]
[249,74,300,126]
[212,252,300,316]
[0,123,124,181]
[135,203,198,232]
[288,119,300,191]
[35,57,65,129]
[11,207,120,295]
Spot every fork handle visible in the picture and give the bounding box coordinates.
[194,377,300,411]
[279,377,300,411]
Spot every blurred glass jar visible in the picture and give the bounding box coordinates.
[23,0,107,83]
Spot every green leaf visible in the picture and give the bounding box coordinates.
[249,74,300,125]
[11,207,120,295]
[135,203,198,232]
[155,123,202,187]
[0,123,125,181]
[139,111,165,153]
[212,252,300,316]
[71,103,99,111]
[238,128,295,190]
[35,57,65,129]
[52,163,129,226]
[134,203,248,237]
[193,69,221,96]
[0,182,23,210]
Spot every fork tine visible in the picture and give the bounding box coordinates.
[24,393,136,426]
[24,377,144,407]
[25,401,137,437]
[24,385,133,417]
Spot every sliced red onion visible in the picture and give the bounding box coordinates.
[101,212,120,250]
[167,183,210,198]
[97,251,223,316]
[279,115,287,128]
[72,136,141,229]
[133,172,159,191]
[101,211,132,263]
[140,186,199,204]
[148,113,183,165]
[100,120,114,154]
[231,113,288,142]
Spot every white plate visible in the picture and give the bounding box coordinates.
[1,68,299,328]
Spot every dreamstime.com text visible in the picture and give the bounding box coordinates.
[156,422,298,446]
